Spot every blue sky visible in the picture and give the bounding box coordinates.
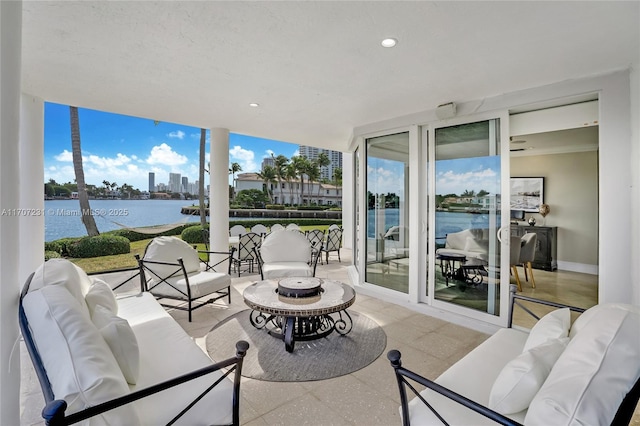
[436,157,500,196]
[44,102,300,191]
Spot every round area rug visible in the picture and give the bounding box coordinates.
[206,310,386,382]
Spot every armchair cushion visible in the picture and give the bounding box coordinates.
[92,304,140,385]
[260,230,310,263]
[262,261,313,279]
[144,236,202,277]
[22,285,139,423]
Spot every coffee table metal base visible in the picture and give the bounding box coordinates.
[249,310,353,352]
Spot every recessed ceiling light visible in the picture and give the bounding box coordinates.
[249,103,259,107]
[381,38,397,48]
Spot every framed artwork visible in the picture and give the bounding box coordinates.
[510,177,544,212]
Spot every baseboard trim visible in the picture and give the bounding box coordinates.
[557,261,598,275]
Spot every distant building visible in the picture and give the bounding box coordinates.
[148,172,155,192]
[261,156,275,170]
[298,146,342,181]
[236,172,341,206]
[169,173,181,193]
[181,176,188,192]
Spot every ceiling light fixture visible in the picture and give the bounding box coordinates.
[249,103,259,107]
[381,38,397,48]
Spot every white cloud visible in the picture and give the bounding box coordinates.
[265,149,274,157]
[54,150,73,161]
[85,152,132,168]
[229,145,257,172]
[146,143,188,166]
[436,167,499,195]
[167,130,185,139]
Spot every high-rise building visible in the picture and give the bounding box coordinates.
[181,176,188,193]
[169,173,182,193]
[261,156,275,170]
[298,146,342,181]
[148,172,155,192]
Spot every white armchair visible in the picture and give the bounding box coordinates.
[255,230,320,280]
[136,236,233,321]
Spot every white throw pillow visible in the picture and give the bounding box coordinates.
[22,285,139,423]
[92,305,140,385]
[526,304,640,426]
[522,308,570,352]
[489,338,568,414]
[85,278,118,316]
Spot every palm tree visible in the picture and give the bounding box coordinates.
[315,152,331,202]
[228,162,242,201]
[307,162,321,203]
[198,128,207,228]
[256,165,278,204]
[272,154,289,205]
[70,106,99,236]
[291,156,310,205]
[285,162,297,204]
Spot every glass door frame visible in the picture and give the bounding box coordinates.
[421,110,512,327]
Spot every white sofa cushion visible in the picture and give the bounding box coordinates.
[489,337,568,414]
[23,285,139,424]
[92,305,140,385]
[116,292,235,425]
[29,258,92,317]
[85,278,118,316]
[522,308,570,352]
[407,328,529,425]
[526,303,640,425]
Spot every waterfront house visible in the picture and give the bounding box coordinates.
[1,2,639,423]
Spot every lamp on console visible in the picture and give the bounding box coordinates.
[539,203,550,225]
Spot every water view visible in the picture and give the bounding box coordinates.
[45,199,202,241]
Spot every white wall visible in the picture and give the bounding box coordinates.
[0,2,22,424]
[631,60,640,306]
[511,151,599,274]
[353,70,637,306]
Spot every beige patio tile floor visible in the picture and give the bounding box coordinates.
[21,249,638,425]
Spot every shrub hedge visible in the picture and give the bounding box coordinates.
[67,235,130,258]
[181,225,209,244]
[44,251,61,261]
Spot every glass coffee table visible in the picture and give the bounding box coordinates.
[243,277,356,352]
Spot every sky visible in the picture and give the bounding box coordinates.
[44,102,300,191]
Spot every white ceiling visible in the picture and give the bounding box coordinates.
[21,1,639,152]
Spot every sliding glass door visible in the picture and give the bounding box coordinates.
[428,118,507,317]
[365,132,410,293]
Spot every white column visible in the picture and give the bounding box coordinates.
[0,1,22,425]
[209,128,230,263]
[19,94,45,282]
[342,152,353,249]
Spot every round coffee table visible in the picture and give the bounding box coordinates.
[243,277,356,352]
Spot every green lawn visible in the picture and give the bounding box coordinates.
[69,225,332,274]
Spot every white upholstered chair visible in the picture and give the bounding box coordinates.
[256,230,320,280]
[136,236,232,321]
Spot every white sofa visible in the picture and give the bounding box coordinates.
[19,258,248,425]
[388,288,640,425]
[436,228,490,262]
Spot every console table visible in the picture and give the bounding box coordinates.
[511,225,557,271]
